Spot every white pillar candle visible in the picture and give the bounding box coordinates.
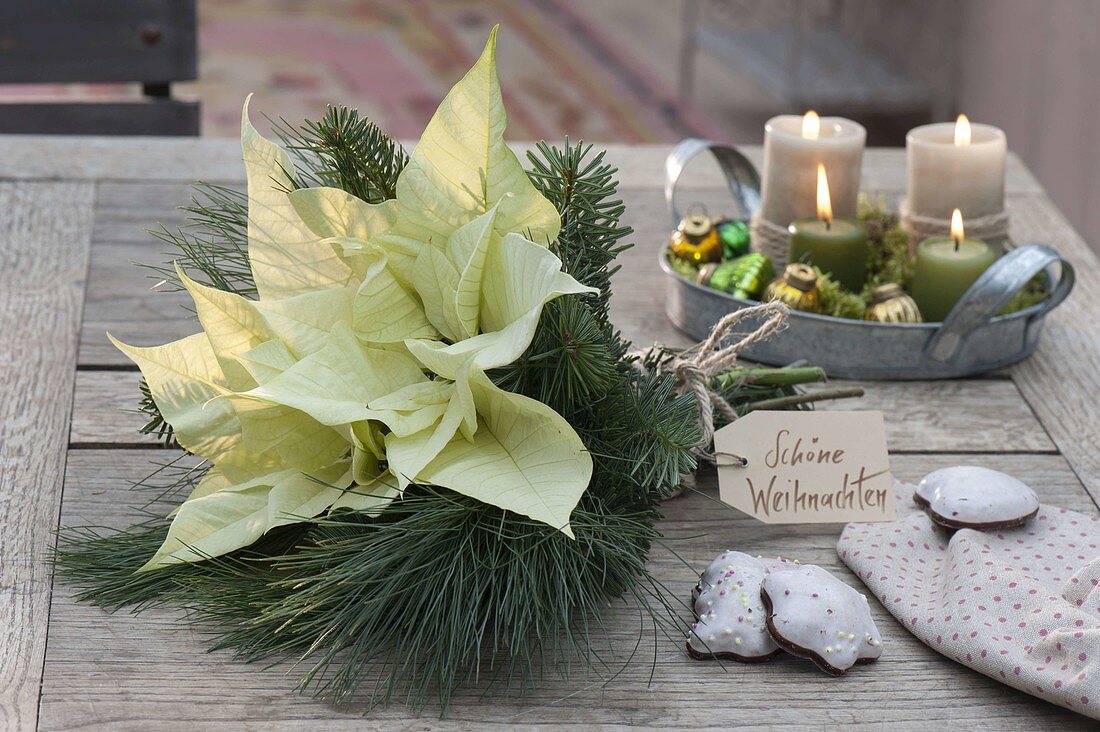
[906,116,1006,220]
[758,113,866,227]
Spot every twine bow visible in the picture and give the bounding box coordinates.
[634,301,789,462]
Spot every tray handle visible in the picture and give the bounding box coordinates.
[665,139,761,227]
[924,243,1075,363]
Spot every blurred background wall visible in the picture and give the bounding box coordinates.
[3,0,1095,249]
[183,0,1100,250]
[955,0,1100,252]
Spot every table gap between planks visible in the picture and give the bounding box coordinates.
[1,136,1098,731]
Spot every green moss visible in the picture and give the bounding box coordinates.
[816,269,868,319]
[1001,272,1050,315]
[665,249,701,281]
[859,195,912,288]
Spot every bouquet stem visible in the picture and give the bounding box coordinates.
[746,386,866,412]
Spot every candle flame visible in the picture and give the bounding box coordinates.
[954,114,972,146]
[816,164,832,224]
[802,110,820,140]
[951,208,965,245]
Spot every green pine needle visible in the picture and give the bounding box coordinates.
[272,106,408,204]
[143,182,255,296]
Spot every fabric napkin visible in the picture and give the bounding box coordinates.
[838,480,1100,720]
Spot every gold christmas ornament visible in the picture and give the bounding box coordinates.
[764,263,822,313]
[670,207,723,265]
[865,283,923,323]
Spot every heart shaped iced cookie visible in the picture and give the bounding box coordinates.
[688,551,783,662]
[760,564,883,675]
[914,466,1039,530]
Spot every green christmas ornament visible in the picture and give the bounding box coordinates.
[715,217,751,259]
[697,252,774,300]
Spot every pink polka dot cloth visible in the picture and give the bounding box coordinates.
[838,479,1100,720]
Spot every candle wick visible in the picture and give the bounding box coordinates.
[823,217,831,232]
[953,235,960,252]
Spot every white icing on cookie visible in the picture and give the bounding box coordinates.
[915,466,1039,529]
[696,550,748,593]
[759,555,801,574]
[689,551,780,661]
[761,564,883,675]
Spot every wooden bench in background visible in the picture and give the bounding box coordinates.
[0,1,199,136]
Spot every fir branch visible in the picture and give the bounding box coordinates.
[54,521,310,612]
[54,521,182,610]
[586,372,700,498]
[272,106,408,203]
[495,140,638,410]
[491,296,618,408]
[526,139,633,321]
[175,486,683,712]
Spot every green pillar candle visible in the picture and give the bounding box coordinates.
[910,234,998,322]
[787,218,868,292]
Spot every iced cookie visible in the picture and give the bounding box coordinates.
[914,466,1040,530]
[693,549,744,603]
[692,551,799,604]
[688,551,783,662]
[760,564,883,675]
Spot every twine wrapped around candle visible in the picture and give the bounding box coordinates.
[631,302,790,496]
[900,199,1009,255]
[749,212,796,269]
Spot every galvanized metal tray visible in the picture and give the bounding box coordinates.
[662,139,1076,380]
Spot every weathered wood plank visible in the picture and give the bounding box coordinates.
[70,372,160,447]
[69,368,1055,454]
[79,181,195,365]
[0,182,93,732]
[1005,194,1100,506]
[40,450,1095,731]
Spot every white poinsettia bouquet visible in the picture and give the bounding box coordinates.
[114,29,596,570]
[60,27,722,711]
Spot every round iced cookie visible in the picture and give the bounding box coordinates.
[688,551,782,662]
[914,466,1040,530]
[760,564,883,675]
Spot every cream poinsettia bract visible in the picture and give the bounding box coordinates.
[114,27,596,570]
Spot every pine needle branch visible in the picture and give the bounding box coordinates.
[271,106,408,203]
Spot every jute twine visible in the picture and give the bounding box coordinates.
[632,302,790,496]
[899,199,1009,255]
[749,212,793,269]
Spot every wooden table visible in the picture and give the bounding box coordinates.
[2,137,1099,731]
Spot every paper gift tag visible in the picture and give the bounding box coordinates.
[713,410,894,524]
